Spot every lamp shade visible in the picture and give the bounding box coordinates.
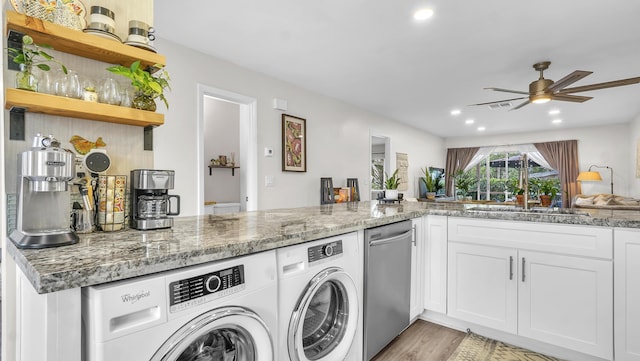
[577,171,603,181]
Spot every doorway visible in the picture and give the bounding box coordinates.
[197,84,257,214]
[370,133,390,200]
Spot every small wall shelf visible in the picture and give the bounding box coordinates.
[5,89,164,127]
[209,165,240,176]
[6,11,165,70]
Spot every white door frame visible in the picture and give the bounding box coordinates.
[197,84,258,213]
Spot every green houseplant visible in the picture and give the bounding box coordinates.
[539,178,560,207]
[454,170,476,200]
[106,60,170,111]
[421,167,442,200]
[8,35,67,92]
[384,169,400,200]
[506,177,525,205]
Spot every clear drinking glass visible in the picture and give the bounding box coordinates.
[98,78,122,105]
[56,70,82,98]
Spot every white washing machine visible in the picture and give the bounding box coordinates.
[82,250,277,361]
[277,232,363,361]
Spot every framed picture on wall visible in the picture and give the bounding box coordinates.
[282,114,307,172]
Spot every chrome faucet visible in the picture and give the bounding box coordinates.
[521,154,529,210]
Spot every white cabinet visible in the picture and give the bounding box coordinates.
[518,250,612,358]
[614,229,640,361]
[448,242,517,333]
[410,216,424,320]
[423,215,447,314]
[447,217,613,360]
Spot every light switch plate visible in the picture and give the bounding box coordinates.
[265,175,274,187]
[264,147,273,157]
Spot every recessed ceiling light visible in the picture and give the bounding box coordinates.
[465,119,475,125]
[414,8,434,21]
[552,119,563,124]
[477,126,486,131]
[548,109,561,115]
[450,109,461,116]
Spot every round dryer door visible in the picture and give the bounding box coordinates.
[150,306,273,361]
[288,267,359,361]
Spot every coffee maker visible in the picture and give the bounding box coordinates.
[10,134,79,249]
[130,169,180,230]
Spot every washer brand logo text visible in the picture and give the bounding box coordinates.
[121,290,151,304]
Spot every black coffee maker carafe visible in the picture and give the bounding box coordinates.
[130,169,180,230]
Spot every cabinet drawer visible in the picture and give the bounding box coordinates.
[448,217,612,259]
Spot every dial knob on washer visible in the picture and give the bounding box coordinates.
[323,244,334,257]
[205,275,221,293]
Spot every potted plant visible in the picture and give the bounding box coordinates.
[454,170,476,201]
[421,167,442,200]
[8,35,67,92]
[506,177,525,205]
[106,60,170,111]
[539,178,560,207]
[384,169,400,200]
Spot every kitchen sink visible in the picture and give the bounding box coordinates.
[465,204,591,216]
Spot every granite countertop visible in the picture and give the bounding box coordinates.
[7,201,640,294]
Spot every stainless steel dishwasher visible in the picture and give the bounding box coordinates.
[363,219,413,360]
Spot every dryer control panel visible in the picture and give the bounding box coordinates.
[308,240,343,263]
[168,265,245,312]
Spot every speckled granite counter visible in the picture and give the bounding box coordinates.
[7,201,640,294]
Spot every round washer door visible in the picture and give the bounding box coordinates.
[288,267,359,361]
[150,306,273,361]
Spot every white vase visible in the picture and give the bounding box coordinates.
[385,189,398,200]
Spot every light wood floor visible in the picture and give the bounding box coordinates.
[371,320,465,361]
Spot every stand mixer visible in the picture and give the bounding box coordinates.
[10,134,79,249]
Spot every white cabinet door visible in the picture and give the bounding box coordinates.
[423,215,447,314]
[448,242,518,333]
[614,229,640,361]
[410,216,424,320]
[518,250,613,360]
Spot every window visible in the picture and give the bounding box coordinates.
[455,145,560,206]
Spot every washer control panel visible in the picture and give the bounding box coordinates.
[308,240,343,263]
[169,265,245,312]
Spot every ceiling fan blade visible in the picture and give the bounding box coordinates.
[558,76,640,94]
[484,87,529,95]
[552,94,593,103]
[468,96,528,106]
[509,100,530,111]
[547,70,593,92]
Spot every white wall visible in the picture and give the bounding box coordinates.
[153,37,445,215]
[628,114,640,196]
[203,97,241,204]
[445,123,632,196]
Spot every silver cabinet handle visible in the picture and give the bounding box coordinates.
[369,229,414,247]
[521,257,526,282]
[412,225,416,247]
[509,256,513,280]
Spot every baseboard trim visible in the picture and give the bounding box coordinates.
[419,310,611,361]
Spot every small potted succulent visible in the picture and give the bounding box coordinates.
[106,60,170,111]
[8,35,67,92]
[384,169,400,200]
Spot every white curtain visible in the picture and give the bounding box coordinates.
[464,146,497,172]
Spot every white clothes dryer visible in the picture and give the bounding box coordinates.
[82,250,277,361]
[277,232,363,361]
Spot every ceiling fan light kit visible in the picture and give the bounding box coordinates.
[471,61,640,111]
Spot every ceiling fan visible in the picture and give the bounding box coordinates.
[471,61,640,110]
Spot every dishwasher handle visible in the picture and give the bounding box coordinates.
[369,229,413,247]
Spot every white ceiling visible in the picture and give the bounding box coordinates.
[154,0,640,138]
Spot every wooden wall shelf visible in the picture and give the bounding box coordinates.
[5,88,164,127]
[208,165,240,176]
[6,11,166,70]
